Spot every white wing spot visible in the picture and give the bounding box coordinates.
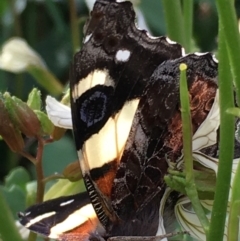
[194,52,208,56]
[146,31,159,39]
[84,33,92,44]
[166,37,176,44]
[115,49,131,62]
[212,55,218,63]
[181,48,186,56]
[60,199,74,206]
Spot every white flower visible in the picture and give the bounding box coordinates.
[175,90,240,241]
[0,37,46,73]
[16,220,30,239]
[45,96,72,129]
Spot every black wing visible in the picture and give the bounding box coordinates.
[18,192,104,241]
[70,0,183,229]
[109,53,218,235]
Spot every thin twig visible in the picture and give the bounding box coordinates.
[35,138,45,204]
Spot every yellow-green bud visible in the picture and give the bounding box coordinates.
[27,88,41,110]
[63,161,82,182]
[51,126,66,141]
[34,110,54,135]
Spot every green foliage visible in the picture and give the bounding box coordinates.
[1,167,30,218]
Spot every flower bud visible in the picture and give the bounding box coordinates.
[0,38,63,95]
[51,126,66,141]
[34,110,54,136]
[27,88,41,110]
[0,94,24,152]
[63,161,82,182]
[4,93,41,138]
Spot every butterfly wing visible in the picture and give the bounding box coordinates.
[18,192,105,241]
[19,0,219,240]
[109,53,218,234]
[70,0,183,228]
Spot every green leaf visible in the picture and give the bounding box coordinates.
[0,191,23,241]
[4,167,30,191]
[44,179,85,201]
[25,181,37,207]
[1,167,31,217]
[27,66,63,96]
[139,1,166,35]
[0,185,26,219]
[41,136,77,177]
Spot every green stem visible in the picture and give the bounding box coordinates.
[207,19,235,241]
[27,66,63,96]
[183,0,193,53]
[228,161,240,241]
[179,64,209,233]
[162,0,185,47]
[35,139,45,204]
[27,232,37,241]
[215,0,240,104]
[43,173,65,183]
[179,64,193,181]
[68,0,81,53]
[26,139,45,241]
[9,0,22,37]
[0,191,23,241]
[45,0,66,33]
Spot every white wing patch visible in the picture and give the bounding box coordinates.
[72,69,114,100]
[25,211,56,228]
[81,99,139,171]
[49,204,96,239]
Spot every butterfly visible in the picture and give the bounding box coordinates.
[19,0,218,240]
